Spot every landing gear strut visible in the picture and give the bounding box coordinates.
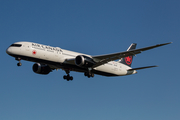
[16,58,22,66]
[63,70,73,81]
[84,68,94,78]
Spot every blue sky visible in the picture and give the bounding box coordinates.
[0,0,179,120]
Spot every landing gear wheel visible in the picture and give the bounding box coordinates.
[17,62,22,66]
[70,76,73,80]
[91,73,94,77]
[63,75,67,80]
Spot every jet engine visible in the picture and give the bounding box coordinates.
[32,63,51,75]
[75,55,95,67]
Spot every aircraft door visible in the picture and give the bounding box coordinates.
[24,43,30,51]
[21,43,30,56]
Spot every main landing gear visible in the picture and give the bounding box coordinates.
[84,68,94,78]
[63,75,73,81]
[16,58,22,66]
[63,68,94,81]
[63,70,73,81]
[84,72,94,78]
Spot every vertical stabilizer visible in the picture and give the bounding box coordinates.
[119,43,137,67]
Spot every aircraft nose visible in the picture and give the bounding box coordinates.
[6,47,12,54]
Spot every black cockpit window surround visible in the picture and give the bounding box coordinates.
[10,44,22,47]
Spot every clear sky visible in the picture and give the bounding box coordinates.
[0,0,179,120]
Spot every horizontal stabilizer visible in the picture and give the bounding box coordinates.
[127,65,158,71]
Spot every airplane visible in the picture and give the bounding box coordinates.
[6,41,171,81]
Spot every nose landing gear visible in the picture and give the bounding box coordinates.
[16,58,22,66]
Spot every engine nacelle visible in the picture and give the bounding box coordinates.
[32,63,51,75]
[75,55,95,67]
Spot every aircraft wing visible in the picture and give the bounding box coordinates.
[92,42,172,68]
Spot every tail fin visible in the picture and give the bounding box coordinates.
[119,43,137,67]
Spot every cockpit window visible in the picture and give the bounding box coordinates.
[10,44,22,47]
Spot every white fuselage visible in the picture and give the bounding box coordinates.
[6,42,137,76]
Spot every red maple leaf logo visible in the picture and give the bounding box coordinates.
[32,50,37,55]
[125,56,132,65]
